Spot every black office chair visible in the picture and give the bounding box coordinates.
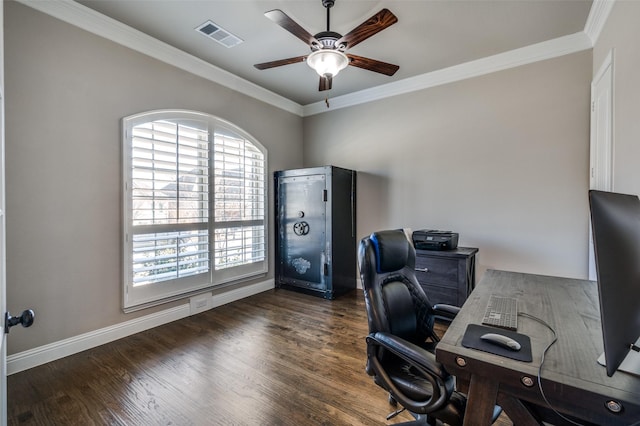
[358,229,501,425]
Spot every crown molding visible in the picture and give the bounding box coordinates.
[17,0,605,118]
[303,31,593,116]
[15,0,304,116]
[584,0,615,45]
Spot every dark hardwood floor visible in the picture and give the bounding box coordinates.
[8,288,512,425]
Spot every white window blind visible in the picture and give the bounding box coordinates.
[213,132,265,271]
[131,120,210,286]
[123,111,267,310]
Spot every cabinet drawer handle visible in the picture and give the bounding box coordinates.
[416,267,429,273]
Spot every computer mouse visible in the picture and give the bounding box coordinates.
[480,333,521,351]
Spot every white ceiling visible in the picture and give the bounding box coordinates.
[74,0,594,106]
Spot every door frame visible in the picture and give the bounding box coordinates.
[588,49,615,280]
[1,1,8,423]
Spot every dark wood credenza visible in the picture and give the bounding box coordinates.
[414,247,478,307]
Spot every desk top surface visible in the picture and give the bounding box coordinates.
[436,269,640,422]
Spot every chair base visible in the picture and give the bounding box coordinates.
[386,410,439,426]
[386,397,440,426]
[386,398,502,426]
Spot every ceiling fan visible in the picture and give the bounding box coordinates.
[254,0,399,92]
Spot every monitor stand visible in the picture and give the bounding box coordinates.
[597,337,640,377]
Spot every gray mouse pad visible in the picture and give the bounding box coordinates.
[461,324,533,362]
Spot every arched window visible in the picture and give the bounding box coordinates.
[122,110,267,310]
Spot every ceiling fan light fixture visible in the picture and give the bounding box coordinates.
[307,49,349,77]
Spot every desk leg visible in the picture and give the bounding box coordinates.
[463,374,498,426]
[496,394,542,426]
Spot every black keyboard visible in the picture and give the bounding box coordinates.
[481,295,518,331]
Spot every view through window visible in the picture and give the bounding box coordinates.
[123,111,267,309]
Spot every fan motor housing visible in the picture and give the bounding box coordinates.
[313,31,343,50]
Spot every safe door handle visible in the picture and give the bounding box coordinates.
[415,267,429,273]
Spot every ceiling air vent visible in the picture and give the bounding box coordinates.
[195,20,243,48]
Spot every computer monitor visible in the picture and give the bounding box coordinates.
[589,190,640,377]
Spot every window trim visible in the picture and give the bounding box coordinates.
[122,109,268,311]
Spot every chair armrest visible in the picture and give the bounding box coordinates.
[369,332,448,378]
[433,303,460,323]
[366,332,451,414]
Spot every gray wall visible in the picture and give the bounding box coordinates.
[4,1,303,354]
[304,51,592,281]
[9,0,630,356]
[593,1,640,196]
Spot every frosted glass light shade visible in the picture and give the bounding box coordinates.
[307,50,349,77]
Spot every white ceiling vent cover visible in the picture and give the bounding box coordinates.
[196,20,243,48]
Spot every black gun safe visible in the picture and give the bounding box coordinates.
[274,166,357,299]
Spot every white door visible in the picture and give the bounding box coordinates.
[1,11,34,422]
[589,50,614,280]
[0,89,33,425]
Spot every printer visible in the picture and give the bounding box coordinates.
[412,229,459,251]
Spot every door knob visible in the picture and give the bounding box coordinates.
[4,309,35,334]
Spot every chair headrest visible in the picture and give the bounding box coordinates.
[370,230,411,273]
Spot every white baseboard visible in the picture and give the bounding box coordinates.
[7,279,274,375]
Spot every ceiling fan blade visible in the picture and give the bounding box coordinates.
[254,56,307,70]
[335,9,397,50]
[319,75,332,91]
[347,54,399,76]
[265,9,319,46]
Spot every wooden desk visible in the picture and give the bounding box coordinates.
[435,270,640,426]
